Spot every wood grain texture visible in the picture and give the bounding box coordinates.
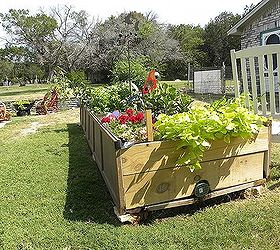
[101,130,121,208]
[145,109,154,141]
[93,118,103,171]
[120,126,269,176]
[81,107,270,215]
[145,180,262,212]
[123,152,265,209]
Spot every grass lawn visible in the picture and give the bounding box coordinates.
[0,107,280,249]
[160,80,191,89]
[0,84,53,102]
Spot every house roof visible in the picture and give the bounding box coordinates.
[227,0,271,35]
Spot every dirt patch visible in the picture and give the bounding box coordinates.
[21,122,42,136]
[0,121,11,128]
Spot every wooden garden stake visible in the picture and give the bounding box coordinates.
[145,109,154,141]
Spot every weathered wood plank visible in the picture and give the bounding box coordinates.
[121,127,269,176]
[145,180,263,212]
[101,130,121,208]
[276,51,280,115]
[94,118,103,171]
[264,121,272,178]
[145,109,154,141]
[123,152,265,209]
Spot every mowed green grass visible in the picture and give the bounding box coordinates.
[0,84,53,102]
[0,108,280,249]
[160,80,190,89]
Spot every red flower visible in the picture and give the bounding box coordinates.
[125,108,134,116]
[128,115,138,124]
[135,112,144,122]
[101,114,115,123]
[118,114,129,124]
[101,116,111,123]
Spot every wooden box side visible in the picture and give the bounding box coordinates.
[87,112,95,152]
[120,126,269,176]
[101,131,125,210]
[123,152,265,209]
[84,111,125,212]
[80,106,85,131]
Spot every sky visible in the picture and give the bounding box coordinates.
[0,0,261,45]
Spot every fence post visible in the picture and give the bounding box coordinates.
[230,49,240,97]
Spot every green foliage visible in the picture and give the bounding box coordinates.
[144,83,193,116]
[138,21,154,39]
[13,99,34,110]
[111,58,147,88]
[160,59,188,80]
[169,24,205,67]
[0,46,46,84]
[202,11,241,67]
[155,97,267,171]
[86,83,131,113]
[0,60,13,81]
[0,9,57,44]
[66,70,91,96]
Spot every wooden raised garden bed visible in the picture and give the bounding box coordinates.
[80,106,271,223]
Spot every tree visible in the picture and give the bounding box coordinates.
[0,60,13,83]
[202,11,241,67]
[0,6,94,80]
[0,45,46,84]
[49,6,95,72]
[0,9,58,78]
[243,4,255,16]
[111,57,147,87]
[84,11,183,82]
[168,24,205,67]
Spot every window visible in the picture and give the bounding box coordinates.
[262,30,280,71]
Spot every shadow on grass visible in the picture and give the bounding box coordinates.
[144,192,242,225]
[63,124,121,226]
[268,162,280,190]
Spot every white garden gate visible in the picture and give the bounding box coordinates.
[193,69,224,94]
[230,44,280,117]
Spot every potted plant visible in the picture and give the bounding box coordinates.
[13,100,35,116]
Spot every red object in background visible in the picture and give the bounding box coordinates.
[142,69,157,94]
[101,109,145,125]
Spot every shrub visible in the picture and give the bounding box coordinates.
[111,58,147,88]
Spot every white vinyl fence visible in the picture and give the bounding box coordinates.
[194,69,224,94]
[230,44,280,117]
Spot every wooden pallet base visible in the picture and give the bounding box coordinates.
[115,180,265,223]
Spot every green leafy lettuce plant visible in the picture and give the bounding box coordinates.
[144,83,193,116]
[85,83,131,113]
[155,97,268,171]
